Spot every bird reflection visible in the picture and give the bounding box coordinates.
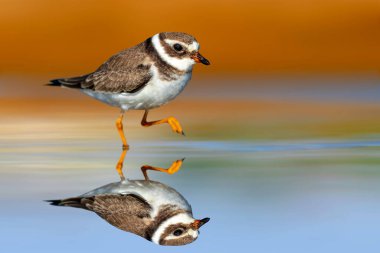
[114,148,183,181]
[47,149,209,246]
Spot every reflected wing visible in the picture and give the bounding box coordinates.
[48,193,152,237]
[86,194,153,236]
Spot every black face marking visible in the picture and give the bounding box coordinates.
[163,224,188,238]
[160,229,197,246]
[158,222,197,246]
[144,37,185,81]
[158,33,190,59]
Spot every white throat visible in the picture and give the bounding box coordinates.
[151,34,195,72]
[151,213,196,244]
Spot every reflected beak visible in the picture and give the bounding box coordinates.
[192,217,210,229]
[191,52,210,65]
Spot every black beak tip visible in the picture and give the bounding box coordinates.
[201,58,210,65]
[201,217,210,224]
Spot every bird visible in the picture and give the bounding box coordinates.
[47,179,210,246]
[47,32,210,149]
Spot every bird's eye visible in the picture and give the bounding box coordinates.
[173,229,184,236]
[173,43,183,52]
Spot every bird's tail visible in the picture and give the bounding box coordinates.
[45,197,93,209]
[46,74,90,88]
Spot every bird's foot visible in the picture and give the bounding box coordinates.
[166,158,185,174]
[167,117,185,136]
[141,158,185,180]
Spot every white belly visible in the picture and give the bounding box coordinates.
[82,71,192,111]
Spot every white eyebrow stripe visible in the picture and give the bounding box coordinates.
[151,34,196,71]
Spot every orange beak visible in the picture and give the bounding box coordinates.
[191,52,210,65]
[191,217,210,229]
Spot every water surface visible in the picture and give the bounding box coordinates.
[1,136,380,253]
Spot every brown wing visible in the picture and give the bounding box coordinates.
[49,41,152,93]
[86,194,152,238]
[83,51,152,93]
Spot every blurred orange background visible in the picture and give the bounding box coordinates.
[1,0,380,142]
[1,0,380,76]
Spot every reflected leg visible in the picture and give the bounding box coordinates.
[115,111,129,150]
[115,148,127,181]
[141,158,184,181]
[141,110,185,136]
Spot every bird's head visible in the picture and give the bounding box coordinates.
[151,32,210,72]
[151,212,210,246]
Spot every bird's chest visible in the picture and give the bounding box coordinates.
[142,72,192,107]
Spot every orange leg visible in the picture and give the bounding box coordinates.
[141,110,185,136]
[115,148,128,181]
[141,158,184,181]
[115,112,129,150]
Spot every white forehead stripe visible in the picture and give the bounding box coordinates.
[151,34,196,72]
[151,213,195,245]
[188,229,198,237]
[189,41,200,51]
